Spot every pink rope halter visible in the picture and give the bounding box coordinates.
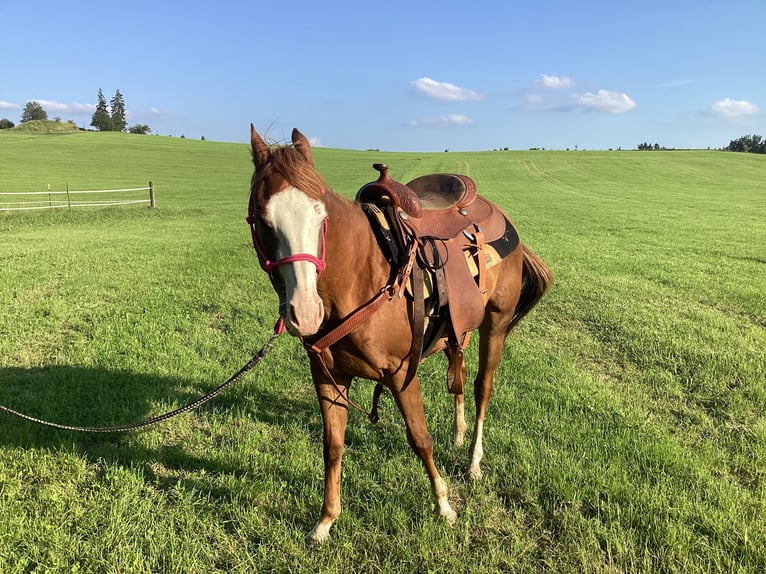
[250,218,328,275]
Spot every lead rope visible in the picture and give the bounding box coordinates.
[0,330,280,433]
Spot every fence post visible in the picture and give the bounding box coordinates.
[149,181,156,208]
[66,182,72,210]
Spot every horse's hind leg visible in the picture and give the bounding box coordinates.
[443,347,469,446]
[389,373,457,523]
[467,307,515,480]
[454,392,467,447]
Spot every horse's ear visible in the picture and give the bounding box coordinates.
[291,128,313,165]
[251,123,271,168]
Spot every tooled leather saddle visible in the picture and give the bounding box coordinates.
[356,164,518,394]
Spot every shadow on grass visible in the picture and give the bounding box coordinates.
[0,363,315,458]
[0,365,177,440]
[0,361,467,537]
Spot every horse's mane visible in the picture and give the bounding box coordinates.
[253,142,327,200]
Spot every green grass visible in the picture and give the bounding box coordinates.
[1,131,764,572]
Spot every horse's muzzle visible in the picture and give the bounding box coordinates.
[285,292,324,337]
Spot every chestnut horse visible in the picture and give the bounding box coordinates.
[248,126,551,543]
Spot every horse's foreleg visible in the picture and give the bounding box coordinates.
[390,373,457,524]
[308,369,351,544]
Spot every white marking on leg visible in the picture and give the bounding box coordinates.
[467,419,485,480]
[434,476,457,524]
[307,520,334,544]
[454,394,467,447]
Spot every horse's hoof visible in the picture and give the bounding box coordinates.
[441,508,458,525]
[437,498,458,525]
[466,465,482,481]
[307,523,332,545]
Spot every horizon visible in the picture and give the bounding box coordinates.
[1,0,763,152]
[3,120,735,153]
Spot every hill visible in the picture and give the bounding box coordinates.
[0,131,764,572]
[5,118,82,134]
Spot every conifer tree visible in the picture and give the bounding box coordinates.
[110,89,126,132]
[91,88,112,131]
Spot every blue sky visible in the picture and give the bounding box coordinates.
[1,0,763,151]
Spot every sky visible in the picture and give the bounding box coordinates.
[1,0,764,152]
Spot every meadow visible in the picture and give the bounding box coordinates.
[0,130,764,573]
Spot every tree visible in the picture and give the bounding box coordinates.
[637,142,664,151]
[20,101,47,123]
[128,124,151,134]
[726,134,765,154]
[0,118,14,129]
[110,89,126,132]
[91,89,112,131]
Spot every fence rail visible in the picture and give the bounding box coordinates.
[0,182,155,212]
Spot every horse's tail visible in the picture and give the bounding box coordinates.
[509,244,553,332]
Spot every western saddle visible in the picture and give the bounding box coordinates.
[356,164,518,394]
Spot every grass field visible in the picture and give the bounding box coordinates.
[1,131,764,573]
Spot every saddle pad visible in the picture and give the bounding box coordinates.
[361,203,400,265]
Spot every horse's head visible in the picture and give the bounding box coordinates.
[248,125,327,337]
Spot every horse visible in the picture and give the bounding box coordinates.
[247,125,552,543]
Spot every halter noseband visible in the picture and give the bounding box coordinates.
[249,218,328,275]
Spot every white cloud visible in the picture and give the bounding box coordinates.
[308,136,323,147]
[71,102,96,113]
[445,113,472,125]
[541,74,574,89]
[574,89,636,113]
[411,77,484,101]
[711,98,759,118]
[28,99,96,114]
[407,113,473,127]
[33,99,70,113]
[0,101,20,110]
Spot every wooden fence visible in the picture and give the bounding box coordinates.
[0,182,155,212]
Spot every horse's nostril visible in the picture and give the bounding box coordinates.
[289,304,301,327]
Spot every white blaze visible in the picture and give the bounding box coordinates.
[264,186,327,336]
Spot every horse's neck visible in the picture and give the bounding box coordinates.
[324,190,378,262]
[320,190,389,305]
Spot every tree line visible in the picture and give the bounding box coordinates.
[636,142,664,151]
[635,134,765,154]
[724,134,765,154]
[0,89,151,134]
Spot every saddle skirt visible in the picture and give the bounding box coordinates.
[357,164,519,393]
